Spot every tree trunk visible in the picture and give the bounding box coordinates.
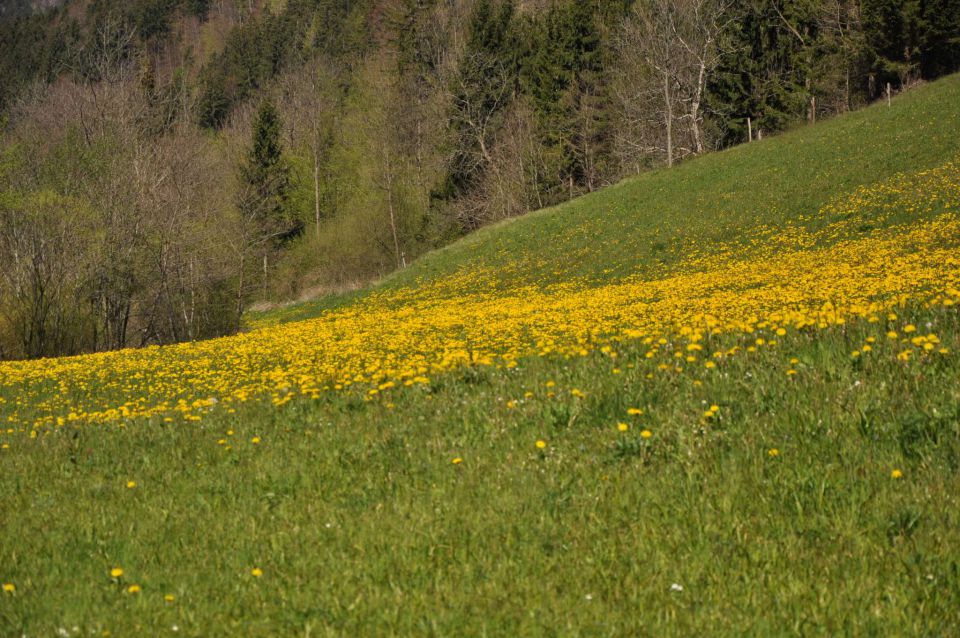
[664,71,674,167]
[691,60,706,154]
[235,253,245,332]
[844,64,851,113]
[313,146,321,241]
[386,171,402,270]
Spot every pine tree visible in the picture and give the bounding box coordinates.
[239,99,297,246]
[522,1,606,200]
[435,0,518,210]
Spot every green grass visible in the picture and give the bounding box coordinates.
[3,306,959,635]
[3,75,960,636]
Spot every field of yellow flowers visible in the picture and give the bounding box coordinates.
[1,161,958,435]
[2,76,960,636]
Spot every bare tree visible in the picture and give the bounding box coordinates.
[1,32,239,359]
[614,0,679,168]
[671,0,734,154]
[612,0,732,170]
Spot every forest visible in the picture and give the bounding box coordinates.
[1,0,958,360]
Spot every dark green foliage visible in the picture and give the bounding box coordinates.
[862,0,960,92]
[708,1,820,143]
[185,0,210,20]
[432,0,518,218]
[85,0,180,54]
[240,99,298,245]
[196,0,369,129]
[521,1,608,198]
[707,0,960,145]
[197,16,291,129]
[0,3,76,112]
[389,0,439,83]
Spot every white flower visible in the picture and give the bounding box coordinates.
[670,583,683,592]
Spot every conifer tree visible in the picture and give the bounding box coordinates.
[523,2,606,199]
[435,0,518,222]
[239,99,297,247]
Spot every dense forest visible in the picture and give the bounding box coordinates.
[1,0,958,360]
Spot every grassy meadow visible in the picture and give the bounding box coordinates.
[2,75,960,636]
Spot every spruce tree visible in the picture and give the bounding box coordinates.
[523,2,606,200]
[239,99,297,246]
[435,0,518,207]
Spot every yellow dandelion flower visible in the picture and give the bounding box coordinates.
[891,469,903,479]
[535,440,547,450]
[617,422,629,432]
[127,584,141,594]
[627,408,643,415]
[110,567,124,578]
[164,594,176,602]
[640,430,652,439]
[251,568,263,577]
[126,480,136,489]
[452,457,463,465]
[2,583,14,593]
[768,448,780,457]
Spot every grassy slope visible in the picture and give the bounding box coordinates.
[2,77,960,636]
[253,73,960,325]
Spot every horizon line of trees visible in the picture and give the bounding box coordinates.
[1,0,959,361]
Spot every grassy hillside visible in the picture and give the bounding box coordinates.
[252,72,960,325]
[2,75,960,636]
